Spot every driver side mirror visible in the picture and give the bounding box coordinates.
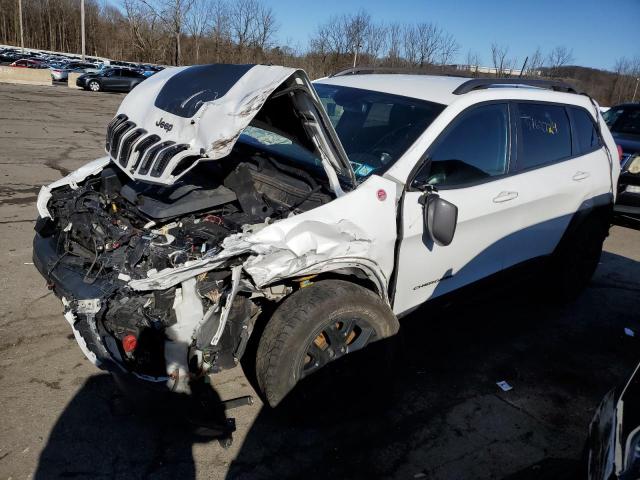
[420,192,458,246]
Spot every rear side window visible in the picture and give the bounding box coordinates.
[571,107,601,154]
[517,103,571,170]
[414,103,509,188]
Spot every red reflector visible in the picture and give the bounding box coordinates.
[122,334,137,353]
[617,145,624,163]
[377,189,387,201]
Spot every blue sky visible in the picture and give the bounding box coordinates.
[263,0,640,71]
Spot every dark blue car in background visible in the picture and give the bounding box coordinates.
[604,104,640,225]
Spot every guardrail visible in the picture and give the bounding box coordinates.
[0,66,51,86]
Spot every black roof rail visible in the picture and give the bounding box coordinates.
[452,78,579,95]
[330,66,459,77]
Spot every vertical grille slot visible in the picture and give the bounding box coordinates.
[151,144,189,177]
[105,114,128,152]
[138,141,175,175]
[109,121,135,158]
[131,134,160,171]
[118,128,146,167]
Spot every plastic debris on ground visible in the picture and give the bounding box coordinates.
[497,380,513,392]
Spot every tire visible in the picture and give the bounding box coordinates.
[549,215,608,301]
[88,80,101,92]
[256,279,400,408]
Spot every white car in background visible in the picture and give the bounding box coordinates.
[50,61,101,81]
[32,65,620,407]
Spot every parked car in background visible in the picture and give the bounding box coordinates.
[0,48,20,64]
[9,58,48,69]
[50,61,101,81]
[76,68,146,92]
[67,61,101,74]
[586,362,640,480]
[49,65,69,81]
[139,64,164,77]
[603,103,640,223]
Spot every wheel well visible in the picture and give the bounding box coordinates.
[306,269,381,297]
[554,201,612,255]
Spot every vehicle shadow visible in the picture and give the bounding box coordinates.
[34,374,231,479]
[228,250,640,479]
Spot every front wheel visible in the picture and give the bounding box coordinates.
[256,279,400,408]
[88,80,101,92]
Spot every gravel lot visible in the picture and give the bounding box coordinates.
[0,82,639,480]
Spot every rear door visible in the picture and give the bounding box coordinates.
[105,70,126,90]
[501,102,603,268]
[393,102,518,314]
[120,70,140,90]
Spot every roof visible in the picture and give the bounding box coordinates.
[314,74,469,106]
[314,73,585,107]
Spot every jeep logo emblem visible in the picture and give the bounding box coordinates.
[155,118,173,132]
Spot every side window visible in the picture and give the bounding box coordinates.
[517,103,571,170]
[414,103,509,188]
[570,107,601,154]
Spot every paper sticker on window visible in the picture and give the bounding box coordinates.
[521,115,558,135]
[355,164,375,177]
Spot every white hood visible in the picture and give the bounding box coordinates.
[106,64,354,186]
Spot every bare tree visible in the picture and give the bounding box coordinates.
[438,32,459,66]
[491,43,509,77]
[228,0,254,60]
[326,15,347,56]
[363,22,387,63]
[343,10,370,66]
[526,47,544,76]
[403,24,418,66]
[251,1,277,52]
[134,0,196,65]
[123,0,167,62]
[465,50,481,75]
[610,56,640,104]
[386,22,402,66]
[415,22,440,67]
[186,0,213,63]
[547,45,573,77]
[209,0,230,62]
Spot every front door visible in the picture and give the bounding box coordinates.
[393,103,521,315]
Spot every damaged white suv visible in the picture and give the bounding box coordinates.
[33,65,620,406]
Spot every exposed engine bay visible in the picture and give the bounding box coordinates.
[32,64,397,396]
[34,143,334,386]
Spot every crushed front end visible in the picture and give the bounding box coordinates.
[33,164,270,389]
[31,63,355,392]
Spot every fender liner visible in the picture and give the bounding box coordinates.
[262,257,390,305]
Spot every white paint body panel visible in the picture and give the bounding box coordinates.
[393,178,521,314]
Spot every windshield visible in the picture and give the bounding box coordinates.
[603,105,640,136]
[313,83,445,179]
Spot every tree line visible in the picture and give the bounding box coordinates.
[1,0,638,104]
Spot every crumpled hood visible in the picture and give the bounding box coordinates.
[106,64,354,186]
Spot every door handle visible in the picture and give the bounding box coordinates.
[493,191,519,203]
[572,171,590,181]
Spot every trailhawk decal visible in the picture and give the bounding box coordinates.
[413,272,453,290]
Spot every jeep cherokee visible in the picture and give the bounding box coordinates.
[32,64,620,406]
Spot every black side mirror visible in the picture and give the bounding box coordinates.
[420,193,458,246]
